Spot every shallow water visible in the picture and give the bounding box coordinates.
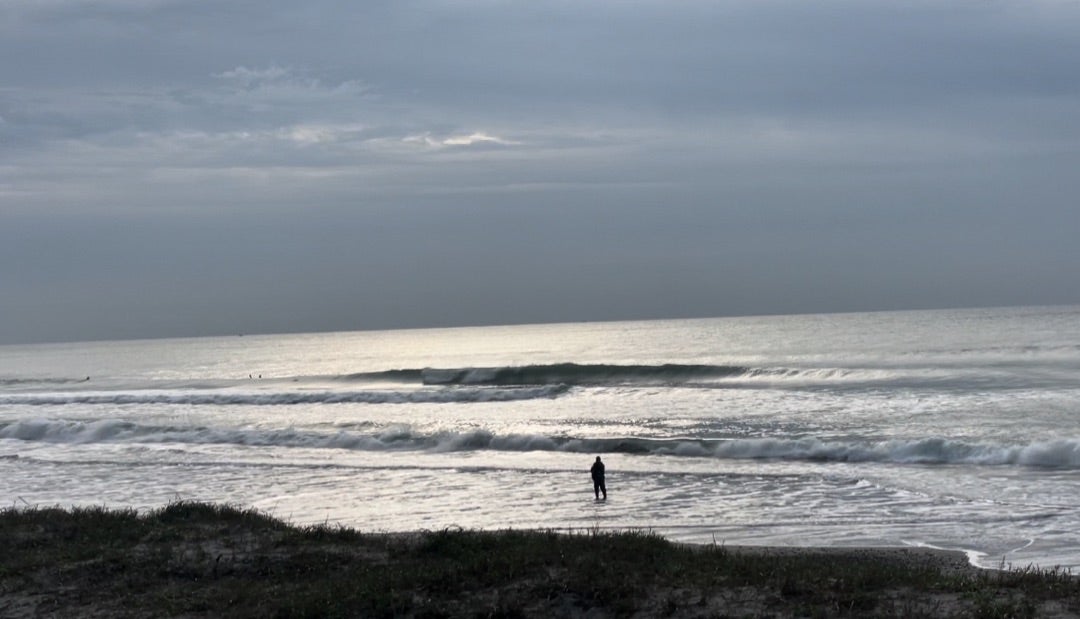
[3,305,1080,569]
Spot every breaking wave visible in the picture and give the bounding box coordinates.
[420,363,744,385]
[337,361,1053,391]
[346,363,878,387]
[3,362,1043,401]
[5,420,1080,469]
[0,384,569,406]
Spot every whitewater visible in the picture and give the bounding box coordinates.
[2,305,1079,570]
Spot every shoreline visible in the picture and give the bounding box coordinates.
[5,501,1079,617]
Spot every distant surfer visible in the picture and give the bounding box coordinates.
[591,456,607,500]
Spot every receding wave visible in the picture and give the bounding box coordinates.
[5,420,1080,469]
[0,385,569,406]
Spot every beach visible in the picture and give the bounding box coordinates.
[5,501,1079,618]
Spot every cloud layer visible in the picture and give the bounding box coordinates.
[2,0,1079,343]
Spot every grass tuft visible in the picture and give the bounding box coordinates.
[3,501,1080,617]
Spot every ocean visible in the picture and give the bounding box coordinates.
[2,305,1079,570]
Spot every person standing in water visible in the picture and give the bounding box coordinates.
[591,456,607,500]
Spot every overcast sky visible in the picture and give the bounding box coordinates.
[2,0,1079,344]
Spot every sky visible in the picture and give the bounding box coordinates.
[2,0,1080,344]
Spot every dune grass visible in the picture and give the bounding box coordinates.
[2,501,1079,617]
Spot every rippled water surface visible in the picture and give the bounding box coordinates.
[3,306,1079,569]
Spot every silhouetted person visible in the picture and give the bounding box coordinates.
[591,456,607,500]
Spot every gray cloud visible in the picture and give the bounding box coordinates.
[2,0,1079,343]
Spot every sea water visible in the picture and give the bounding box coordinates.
[2,305,1079,570]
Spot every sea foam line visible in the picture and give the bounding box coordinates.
[4,420,1080,469]
[0,384,569,406]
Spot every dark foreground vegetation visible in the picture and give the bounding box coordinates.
[2,501,1080,618]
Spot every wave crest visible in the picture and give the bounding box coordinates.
[418,363,746,386]
[5,420,1080,469]
[0,384,569,407]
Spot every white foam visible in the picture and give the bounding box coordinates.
[5,419,1080,469]
[0,384,569,407]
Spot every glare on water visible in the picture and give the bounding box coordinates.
[2,305,1080,569]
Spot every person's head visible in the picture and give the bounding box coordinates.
[595,456,602,462]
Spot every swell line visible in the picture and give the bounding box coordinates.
[0,384,569,406]
[5,420,1080,469]
[346,363,786,386]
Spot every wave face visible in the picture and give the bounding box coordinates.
[417,363,749,386]
[6,419,1080,469]
[346,363,828,387]
[339,363,748,386]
